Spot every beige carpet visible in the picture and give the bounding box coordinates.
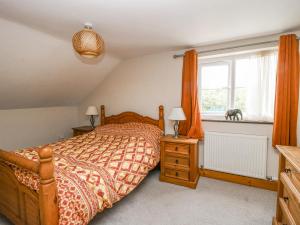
[0,170,276,225]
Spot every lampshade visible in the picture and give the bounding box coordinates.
[85,106,98,116]
[72,23,104,58]
[168,107,186,121]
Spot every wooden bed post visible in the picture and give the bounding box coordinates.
[101,105,105,126]
[38,147,59,225]
[158,105,165,132]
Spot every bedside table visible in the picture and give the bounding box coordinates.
[160,135,199,189]
[72,126,94,137]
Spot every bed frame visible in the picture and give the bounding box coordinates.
[100,105,165,131]
[0,105,164,225]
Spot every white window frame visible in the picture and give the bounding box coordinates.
[199,60,232,118]
[198,48,277,121]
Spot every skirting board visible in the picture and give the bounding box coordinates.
[199,168,278,191]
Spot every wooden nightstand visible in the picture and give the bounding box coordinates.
[72,126,94,137]
[160,135,199,189]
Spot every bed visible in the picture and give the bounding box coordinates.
[0,105,164,225]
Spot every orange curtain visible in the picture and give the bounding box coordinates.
[178,49,204,140]
[272,34,299,147]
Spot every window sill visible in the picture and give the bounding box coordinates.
[202,119,273,125]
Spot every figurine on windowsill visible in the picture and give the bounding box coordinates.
[225,109,243,121]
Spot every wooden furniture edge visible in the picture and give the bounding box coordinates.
[276,145,300,171]
[199,168,278,191]
[272,217,282,225]
[100,105,165,132]
[72,126,94,131]
[280,172,300,208]
[0,162,39,224]
[38,147,59,225]
[279,197,297,225]
[274,146,300,224]
[160,173,199,189]
[0,147,59,225]
[275,152,286,221]
[72,126,94,137]
[160,135,198,144]
[0,149,39,172]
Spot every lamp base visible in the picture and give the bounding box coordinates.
[173,120,179,138]
[90,115,95,128]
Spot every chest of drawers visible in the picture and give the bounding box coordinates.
[159,135,199,189]
[273,145,300,225]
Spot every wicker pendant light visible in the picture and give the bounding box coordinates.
[72,23,104,58]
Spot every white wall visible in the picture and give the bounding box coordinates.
[79,51,182,131]
[79,50,281,179]
[0,106,78,150]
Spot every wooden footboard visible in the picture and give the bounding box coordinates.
[0,147,59,225]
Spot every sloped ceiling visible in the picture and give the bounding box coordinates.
[0,0,300,109]
[0,18,120,109]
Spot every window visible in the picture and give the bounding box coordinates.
[200,62,231,114]
[199,49,278,121]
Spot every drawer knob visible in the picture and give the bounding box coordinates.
[284,168,291,174]
[283,196,289,203]
[175,172,179,177]
[175,147,178,151]
[175,159,179,164]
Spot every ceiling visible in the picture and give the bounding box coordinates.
[1,0,300,59]
[0,0,300,110]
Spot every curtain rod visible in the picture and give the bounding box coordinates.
[173,37,299,59]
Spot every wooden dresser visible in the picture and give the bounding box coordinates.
[159,135,199,189]
[72,126,94,137]
[273,145,300,225]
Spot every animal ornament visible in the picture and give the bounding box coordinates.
[225,109,243,121]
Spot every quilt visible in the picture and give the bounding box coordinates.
[11,122,162,225]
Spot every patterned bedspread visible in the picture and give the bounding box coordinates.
[11,122,162,225]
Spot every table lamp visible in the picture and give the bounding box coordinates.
[168,107,186,138]
[85,106,98,128]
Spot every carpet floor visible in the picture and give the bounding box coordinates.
[0,170,276,225]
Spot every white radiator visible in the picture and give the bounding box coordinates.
[204,132,268,179]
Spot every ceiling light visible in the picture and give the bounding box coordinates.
[72,23,104,58]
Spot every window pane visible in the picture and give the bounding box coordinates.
[201,64,229,88]
[200,63,229,114]
[201,89,229,113]
[234,87,246,112]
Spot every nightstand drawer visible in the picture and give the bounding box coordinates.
[165,168,189,181]
[165,155,189,167]
[165,143,189,155]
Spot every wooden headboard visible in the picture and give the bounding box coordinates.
[100,105,165,131]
